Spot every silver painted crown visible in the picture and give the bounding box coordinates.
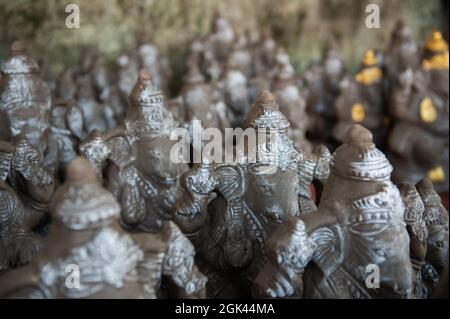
[1,41,39,75]
[331,125,393,181]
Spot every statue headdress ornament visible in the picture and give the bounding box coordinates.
[331,125,393,181]
[125,69,178,140]
[244,90,290,131]
[1,41,40,75]
[422,29,449,70]
[355,50,383,85]
[425,29,448,53]
[243,90,297,173]
[416,178,449,228]
[52,157,120,230]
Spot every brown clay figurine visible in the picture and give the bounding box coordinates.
[80,69,189,233]
[387,30,449,192]
[272,49,311,153]
[421,30,449,101]
[304,38,346,147]
[416,178,449,295]
[116,53,140,107]
[137,43,172,95]
[0,157,206,298]
[0,41,51,152]
[180,65,230,131]
[384,20,420,81]
[172,90,330,298]
[207,13,235,63]
[0,134,55,271]
[221,60,250,128]
[254,125,415,299]
[398,182,429,298]
[334,50,387,147]
[74,75,114,135]
[45,100,84,177]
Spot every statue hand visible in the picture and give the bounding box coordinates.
[11,137,41,179]
[79,130,109,165]
[184,162,217,195]
[252,263,297,298]
[7,232,43,267]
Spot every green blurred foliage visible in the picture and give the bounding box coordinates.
[0,0,446,77]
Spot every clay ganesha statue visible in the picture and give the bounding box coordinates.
[272,50,311,153]
[304,39,346,147]
[172,90,331,298]
[397,178,449,298]
[388,29,449,192]
[384,20,420,82]
[80,69,190,233]
[253,125,415,299]
[398,182,429,299]
[334,50,387,147]
[0,157,207,299]
[0,41,51,147]
[416,178,449,295]
[0,134,54,271]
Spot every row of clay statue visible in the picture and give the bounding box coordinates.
[1,16,447,194]
[0,58,448,298]
[0,15,448,298]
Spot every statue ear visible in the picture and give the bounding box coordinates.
[215,164,246,201]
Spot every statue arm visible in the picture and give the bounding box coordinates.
[298,145,331,188]
[252,218,315,298]
[162,222,207,299]
[172,163,217,237]
[10,137,54,205]
[79,126,126,181]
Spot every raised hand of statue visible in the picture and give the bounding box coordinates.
[184,161,217,196]
[253,218,315,298]
[79,130,110,181]
[79,130,109,166]
[11,136,41,180]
